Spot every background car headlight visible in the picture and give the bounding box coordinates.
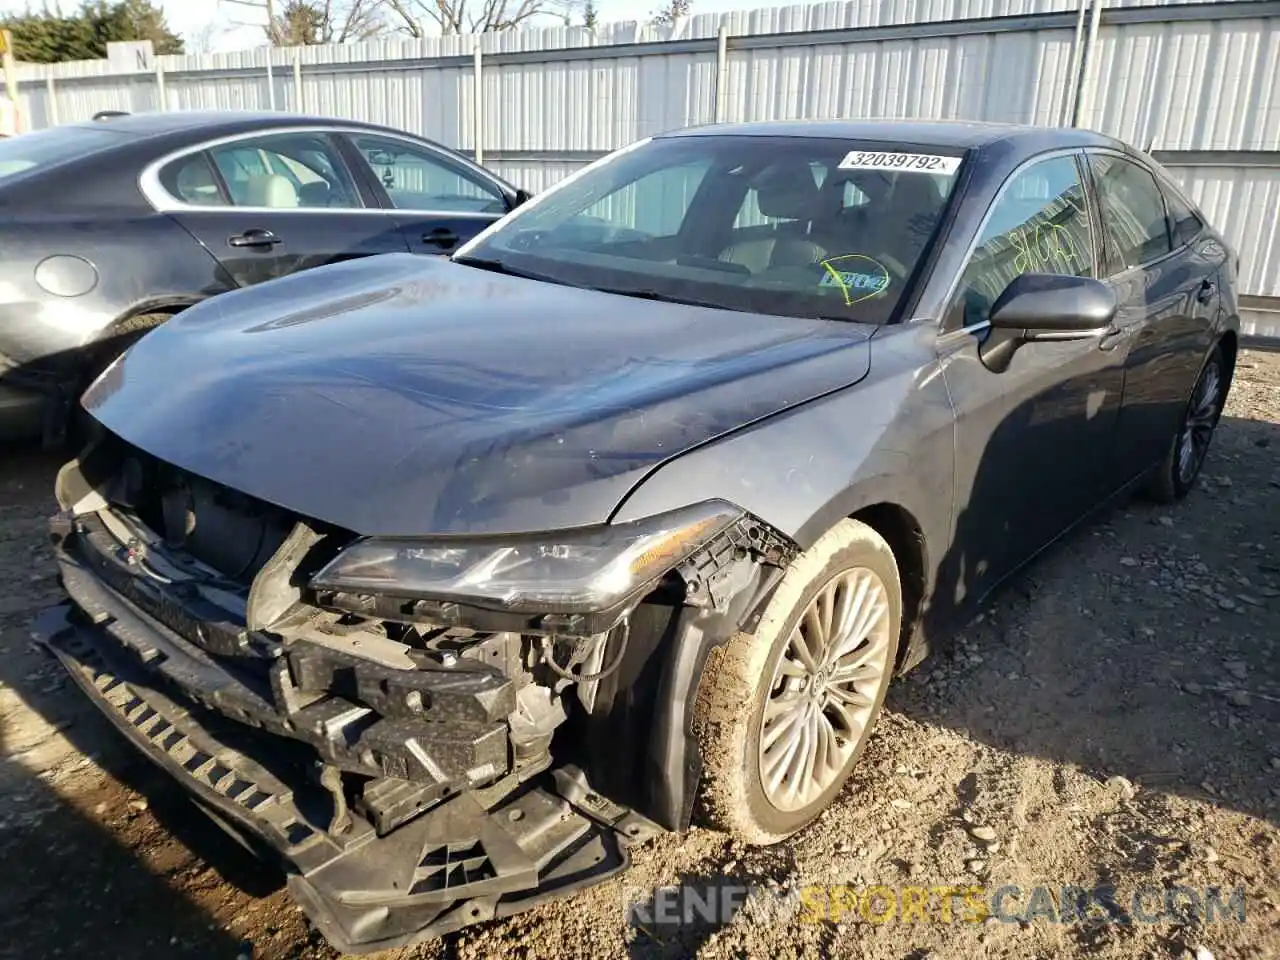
[310,501,742,614]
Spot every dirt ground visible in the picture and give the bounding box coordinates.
[1,350,1277,960]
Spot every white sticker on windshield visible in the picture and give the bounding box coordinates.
[837,151,962,174]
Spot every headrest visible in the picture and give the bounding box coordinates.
[243,174,299,209]
[751,160,820,221]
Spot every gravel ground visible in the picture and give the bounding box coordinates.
[1,350,1277,960]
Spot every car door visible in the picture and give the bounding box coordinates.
[339,132,512,256]
[1084,151,1225,484]
[939,151,1127,607]
[154,130,409,288]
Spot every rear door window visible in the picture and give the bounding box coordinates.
[1160,181,1205,248]
[202,133,363,210]
[1089,155,1173,271]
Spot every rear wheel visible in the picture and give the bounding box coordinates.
[693,519,901,844]
[1145,344,1228,503]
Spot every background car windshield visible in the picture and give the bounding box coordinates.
[461,135,964,322]
[0,126,122,183]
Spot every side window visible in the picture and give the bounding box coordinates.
[159,153,227,206]
[206,134,361,210]
[1161,180,1205,248]
[954,155,1094,327]
[351,135,506,214]
[1089,155,1172,270]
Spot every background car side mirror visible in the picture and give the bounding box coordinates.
[511,188,534,210]
[980,273,1118,372]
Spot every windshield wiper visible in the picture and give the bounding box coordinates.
[452,255,591,290]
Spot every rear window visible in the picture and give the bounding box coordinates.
[0,125,124,183]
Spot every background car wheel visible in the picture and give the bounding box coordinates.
[68,312,174,447]
[1145,343,1228,503]
[692,518,901,845]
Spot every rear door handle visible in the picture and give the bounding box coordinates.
[1196,278,1216,305]
[228,228,282,248]
[423,228,460,250]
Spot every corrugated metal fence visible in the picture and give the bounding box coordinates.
[10,0,1280,323]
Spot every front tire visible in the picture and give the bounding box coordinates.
[1145,344,1228,503]
[692,519,901,845]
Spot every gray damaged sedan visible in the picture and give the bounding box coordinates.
[36,120,1238,952]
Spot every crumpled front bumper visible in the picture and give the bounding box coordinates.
[33,536,655,953]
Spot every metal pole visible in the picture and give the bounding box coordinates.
[155,60,167,111]
[714,25,728,123]
[265,51,276,110]
[45,74,58,126]
[293,47,303,113]
[1,29,19,133]
[1072,0,1104,128]
[473,42,484,165]
[1061,0,1088,127]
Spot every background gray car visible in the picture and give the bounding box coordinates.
[0,111,525,444]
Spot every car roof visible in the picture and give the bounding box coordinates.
[67,110,391,140]
[662,118,1122,152]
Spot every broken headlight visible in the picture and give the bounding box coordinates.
[310,501,742,615]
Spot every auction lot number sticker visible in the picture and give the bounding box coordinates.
[838,151,962,173]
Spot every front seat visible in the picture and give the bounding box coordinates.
[874,174,944,267]
[720,161,825,273]
[242,174,300,209]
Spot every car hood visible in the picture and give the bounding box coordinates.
[84,254,873,537]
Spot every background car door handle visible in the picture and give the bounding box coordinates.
[1196,278,1216,304]
[228,229,282,248]
[423,228,460,250]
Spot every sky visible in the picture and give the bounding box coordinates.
[0,0,749,53]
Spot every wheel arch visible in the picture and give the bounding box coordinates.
[849,502,929,673]
[86,297,201,370]
[1217,328,1238,379]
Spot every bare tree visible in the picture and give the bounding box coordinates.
[383,0,580,35]
[650,0,690,25]
[221,0,385,44]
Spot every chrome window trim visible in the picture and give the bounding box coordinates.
[139,125,507,218]
[935,146,1097,337]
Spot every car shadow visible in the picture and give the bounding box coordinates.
[0,443,283,959]
[896,404,1278,829]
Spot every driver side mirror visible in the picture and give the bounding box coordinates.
[510,188,533,210]
[980,273,1117,372]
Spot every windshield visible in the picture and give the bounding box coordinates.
[0,125,124,184]
[457,134,965,322]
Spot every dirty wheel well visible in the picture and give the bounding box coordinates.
[851,503,926,671]
[87,309,182,374]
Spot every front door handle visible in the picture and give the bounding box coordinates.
[228,228,282,248]
[423,228,460,250]
[1196,278,1216,305]
[1098,325,1131,351]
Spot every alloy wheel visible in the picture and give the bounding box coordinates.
[758,567,893,812]
[1177,359,1222,485]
